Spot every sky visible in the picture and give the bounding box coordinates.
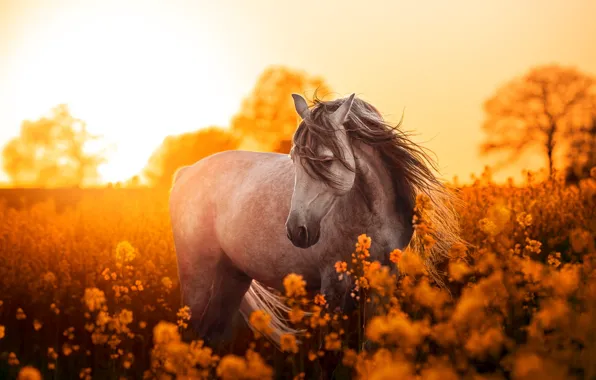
[0,0,595,184]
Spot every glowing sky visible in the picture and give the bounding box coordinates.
[0,0,595,184]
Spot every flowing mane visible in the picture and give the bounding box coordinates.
[291,95,462,283]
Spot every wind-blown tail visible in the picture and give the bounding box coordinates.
[239,280,303,347]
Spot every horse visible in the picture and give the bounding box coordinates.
[168,93,460,347]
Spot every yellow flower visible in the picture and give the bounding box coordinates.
[449,261,471,282]
[152,321,180,345]
[365,261,395,297]
[335,261,348,273]
[17,366,42,380]
[479,218,498,236]
[283,273,306,298]
[280,333,299,354]
[389,249,403,264]
[570,228,593,253]
[547,252,562,268]
[33,320,43,331]
[62,343,73,356]
[190,340,215,368]
[115,240,136,262]
[342,348,358,367]
[96,311,110,326]
[366,314,427,349]
[398,251,427,277]
[449,242,467,261]
[516,212,533,228]
[161,276,173,290]
[422,234,436,250]
[415,193,433,212]
[288,306,305,324]
[324,332,341,351]
[249,310,272,337]
[525,238,542,254]
[512,352,567,379]
[246,349,274,380]
[83,288,106,312]
[50,303,60,315]
[118,309,134,325]
[8,352,20,366]
[176,306,191,328]
[16,308,27,320]
[43,271,57,283]
[47,347,58,360]
[314,294,326,306]
[79,368,92,380]
[367,361,414,380]
[356,234,372,252]
[464,327,506,359]
[216,355,247,380]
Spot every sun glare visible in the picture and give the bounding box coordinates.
[6,2,236,183]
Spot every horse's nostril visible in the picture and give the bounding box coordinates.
[286,228,292,241]
[298,225,308,244]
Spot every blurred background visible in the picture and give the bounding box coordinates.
[0,0,595,189]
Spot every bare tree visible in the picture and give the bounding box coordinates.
[481,65,595,176]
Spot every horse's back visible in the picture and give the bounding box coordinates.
[169,150,291,229]
[170,150,288,194]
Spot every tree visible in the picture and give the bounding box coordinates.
[480,65,596,176]
[274,139,293,154]
[231,66,332,152]
[566,116,596,183]
[2,104,105,187]
[142,127,238,188]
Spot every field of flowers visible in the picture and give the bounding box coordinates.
[0,168,595,380]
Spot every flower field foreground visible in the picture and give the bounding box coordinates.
[0,169,595,379]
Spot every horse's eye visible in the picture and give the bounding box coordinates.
[322,159,333,167]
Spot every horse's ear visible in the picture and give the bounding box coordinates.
[332,93,355,125]
[291,94,310,120]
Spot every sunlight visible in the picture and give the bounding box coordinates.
[8,2,235,183]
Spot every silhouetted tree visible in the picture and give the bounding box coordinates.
[2,104,105,187]
[480,65,595,176]
[142,127,238,188]
[231,66,332,152]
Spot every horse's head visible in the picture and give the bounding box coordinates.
[285,93,357,248]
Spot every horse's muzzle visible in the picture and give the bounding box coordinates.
[286,219,320,249]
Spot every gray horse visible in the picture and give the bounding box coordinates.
[169,93,460,345]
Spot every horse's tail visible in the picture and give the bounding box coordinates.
[239,280,303,347]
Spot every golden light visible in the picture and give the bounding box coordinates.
[4,1,240,183]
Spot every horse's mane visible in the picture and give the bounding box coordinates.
[291,94,462,284]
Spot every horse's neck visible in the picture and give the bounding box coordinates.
[336,142,412,260]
